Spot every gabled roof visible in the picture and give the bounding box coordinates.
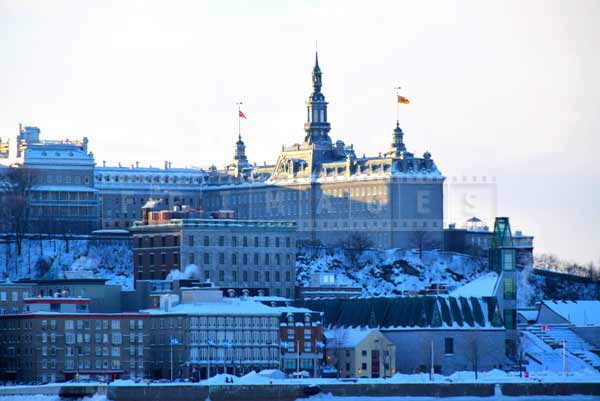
[542,300,600,326]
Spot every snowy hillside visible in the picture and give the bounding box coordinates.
[297,248,488,297]
[0,238,133,289]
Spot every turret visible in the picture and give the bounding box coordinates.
[303,52,332,146]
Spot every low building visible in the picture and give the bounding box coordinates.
[274,306,324,377]
[325,328,395,378]
[0,296,149,383]
[296,272,362,300]
[300,295,507,375]
[444,218,534,269]
[130,205,297,298]
[142,286,281,380]
[0,279,123,314]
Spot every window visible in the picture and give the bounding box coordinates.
[304,342,311,352]
[161,253,166,266]
[254,237,259,247]
[254,254,259,265]
[232,254,237,265]
[219,271,225,281]
[502,249,515,271]
[218,236,225,246]
[204,270,210,280]
[188,235,194,246]
[189,253,195,264]
[265,271,270,282]
[243,270,248,282]
[203,236,210,246]
[444,337,454,354]
[361,350,367,356]
[219,253,225,264]
[243,236,248,247]
[503,278,516,300]
[264,237,269,247]
[264,254,270,265]
[232,236,237,247]
[275,271,280,282]
[504,309,516,330]
[287,329,295,340]
[254,271,259,281]
[149,254,155,266]
[203,253,210,264]
[286,271,291,282]
[361,362,367,370]
[304,329,311,340]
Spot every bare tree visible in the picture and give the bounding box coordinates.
[340,232,374,268]
[0,167,36,257]
[329,327,348,378]
[410,229,438,259]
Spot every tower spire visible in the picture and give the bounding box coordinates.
[304,52,331,145]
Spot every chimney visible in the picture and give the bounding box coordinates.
[136,161,139,168]
[165,161,169,169]
[103,160,106,167]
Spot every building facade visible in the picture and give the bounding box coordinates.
[143,286,281,380]
[130,210,297,298]
[0,296,148,383]
[203,54,445,250]
[326,328,396,378]
[2,53,446,251]
[0,125,99,234]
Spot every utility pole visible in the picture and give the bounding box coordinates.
[430,340,434,381]
[562,339,567,376]
[297,340,300,375]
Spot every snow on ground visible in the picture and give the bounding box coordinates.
[302,395,600,401]
[521,331,592,372]
[0,396,105,401]
[297,248,486,297]
[541,300,600,326]
[0,239,133,289]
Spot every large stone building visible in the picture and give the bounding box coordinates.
[203,54,445,249]
[0,125,99,234]
[2,53,445,251]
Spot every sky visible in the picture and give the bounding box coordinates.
[0,0,598,264]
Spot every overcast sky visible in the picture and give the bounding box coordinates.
[1,0,598,264]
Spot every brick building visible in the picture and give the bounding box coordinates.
[0,296,148,383]
[130,206,297,298]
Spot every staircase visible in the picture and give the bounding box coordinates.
[523,324,600,372]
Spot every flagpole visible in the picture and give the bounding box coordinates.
[394,86,401,124]
[236,101,243,140]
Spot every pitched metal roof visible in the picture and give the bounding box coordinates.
[297,296,504,330]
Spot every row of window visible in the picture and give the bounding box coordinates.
[188,252,293,266]
[40,319,144,330]
[188,235,292,248]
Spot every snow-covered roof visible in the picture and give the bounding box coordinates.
[450,273,498,297]
[324,327,377,347]
[542,300,600,326]
[141,299,281,316]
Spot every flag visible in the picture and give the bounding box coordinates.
[170,337,179,345]
[223,341,233,348]
[207,339,216,346]
[397,95,410,104]
[239,110,247,119]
